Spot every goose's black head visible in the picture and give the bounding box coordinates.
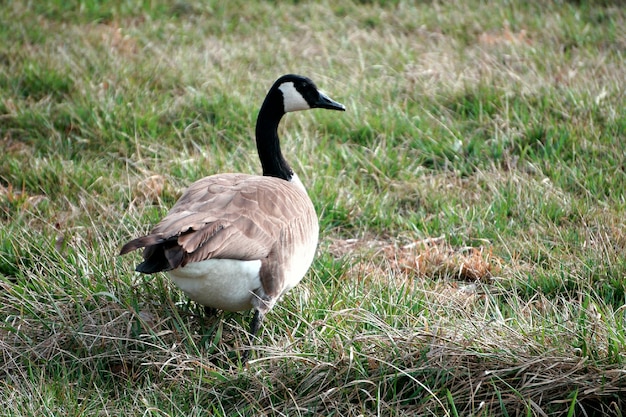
[256,74,344,181]
[271,74,345,114]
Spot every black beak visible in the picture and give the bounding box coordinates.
[315,91,346,111]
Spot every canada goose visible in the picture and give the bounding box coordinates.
[120,74,345,360]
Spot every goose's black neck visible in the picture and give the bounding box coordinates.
[255,89,293,181]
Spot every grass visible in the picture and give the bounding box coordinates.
[1,0,625,415]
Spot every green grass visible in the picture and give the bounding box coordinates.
[2,0,625,415]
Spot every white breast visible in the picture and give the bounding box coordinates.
[168,259,262,312]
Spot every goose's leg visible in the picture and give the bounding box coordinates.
[241,309,264,364]
[204,306,218,316]
[243,281,274,364]
[249,309,264,339]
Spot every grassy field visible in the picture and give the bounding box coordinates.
[1,0,625,415]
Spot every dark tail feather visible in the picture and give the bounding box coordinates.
[121,233,184,274]
[120,234,169,274]
[136,245,171,273]
[119,234,164,255]
[135,243,185,274]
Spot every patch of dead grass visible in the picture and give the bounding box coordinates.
[387,236,500,281]
[330,235,501,283]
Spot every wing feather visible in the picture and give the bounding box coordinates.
[121,173,317,272]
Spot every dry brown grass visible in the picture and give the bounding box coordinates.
[330,235,500,284]
[5,308,618,416]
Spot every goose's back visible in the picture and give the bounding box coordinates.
[120,173,319,275]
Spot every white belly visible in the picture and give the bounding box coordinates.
[168,259,262,312]
[167,230,318,313]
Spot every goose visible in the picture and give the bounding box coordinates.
[120,74,345,360]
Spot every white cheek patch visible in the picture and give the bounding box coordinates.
[279,82,310,112]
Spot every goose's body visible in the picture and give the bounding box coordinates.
[120,74,344,359]
[134,173,318,313]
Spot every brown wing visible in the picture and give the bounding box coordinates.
[120,173,316,273]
